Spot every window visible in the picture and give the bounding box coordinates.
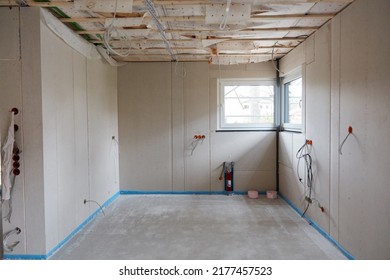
[283,75,302,131]
[218,79,276,130]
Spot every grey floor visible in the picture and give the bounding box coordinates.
[50,195,346,260]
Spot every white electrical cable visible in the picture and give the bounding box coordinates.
[271,42,284,75]
[219,0,232,30]
[3,227,21,252]
[103,0,132,58]
[145,0,177,61]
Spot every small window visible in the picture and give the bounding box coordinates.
[283,76,302,131]
[218,79,276,130]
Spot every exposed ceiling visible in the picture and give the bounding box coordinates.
[3,0,355,65]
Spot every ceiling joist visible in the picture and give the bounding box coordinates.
[9,0,355,64]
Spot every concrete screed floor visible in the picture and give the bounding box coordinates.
[50,195,346,260]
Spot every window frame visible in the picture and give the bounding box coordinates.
[218,78,277,131]
[281,70,303,132]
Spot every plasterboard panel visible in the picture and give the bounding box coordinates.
[184,62,210,191]
[87,59,119,203]
[279,164,305,210]
[20,8,46,255]
[205,3,251,25]
[278,132,293,168]
[279,43,304,75]
[118,63,172,191]
[210,170,276,192]
[0,59,25,254]
[338,0,390,260]
[75,0,133,13]
[309,3,348,14]
[259,3,314,15]
[304,22,332,232]
[72,51,90,225]
[0,8,20,59]
[210,131,276,172]
[163,5,204,17]
[296,18,329,27]
[172,62,185,191]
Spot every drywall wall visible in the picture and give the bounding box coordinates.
[1,7,119,257]
[118,62,277,192]
[86,58,119,204]
[336,0,390,259]
[0,7,28,256]
[279,0,390,259]
[40,17,119,253]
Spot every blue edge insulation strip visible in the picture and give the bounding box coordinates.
[4,191,354,260]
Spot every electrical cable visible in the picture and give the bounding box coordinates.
[296,141,314,217]
[84,200,105,216]
[3,227,21,252]
[219,0,232,30]
[145,0,177,61]
[339,127,353,155]
[271,42,284,75]
[103,0,132,58]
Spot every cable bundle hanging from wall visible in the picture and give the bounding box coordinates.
[296,140,314,217]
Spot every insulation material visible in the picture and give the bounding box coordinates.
[40,9,101,60]
[162,5,204,17]
[37,0,355,63]
[105,17,146,28]
[259,3,314,15]
[309,3,348,14]
[296,18,329,27]
[210,55,271,65]
[205,3,251,25]
[211,30,289,39]
[1,113,14,201]
[217,41,257,51]
[75,0,133,13]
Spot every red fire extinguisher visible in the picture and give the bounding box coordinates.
[219,162,234,193]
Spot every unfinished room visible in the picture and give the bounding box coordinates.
[0,0,389,261]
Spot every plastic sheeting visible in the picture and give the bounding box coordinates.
[1,112,14,201]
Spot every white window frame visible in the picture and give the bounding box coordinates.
[281,69,303,132]
[218,78,277,130]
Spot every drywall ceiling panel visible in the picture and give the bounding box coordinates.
[75,0,133,13]
[248,19,299,28]
[309,3,348,14]
[296,18,329,27]
[217,41,257,51]
[258,3,314,15]
[205,3,251,25]
[210,55,273,65]
[105,17,145,28]
[162,5,204,17]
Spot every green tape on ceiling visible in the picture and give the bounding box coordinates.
[34,0,92,40]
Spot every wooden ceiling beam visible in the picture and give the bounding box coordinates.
[60,17,106,23]
[250,13,336,20]
[26,0,73,7]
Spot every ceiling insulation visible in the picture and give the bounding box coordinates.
[4,0,355,65]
